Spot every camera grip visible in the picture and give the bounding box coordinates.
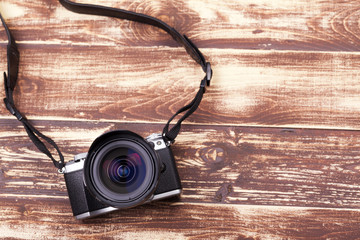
[64,169,107,217]
[154,147,182,196]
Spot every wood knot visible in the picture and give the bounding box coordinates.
[200,146,225,163]
[19,78,38,94]
[157,15,175,26]
[215,183,233,202]
[0,168,7,182]
[0,169,4,179]
[18,205,32,216]
[252,29,263,34]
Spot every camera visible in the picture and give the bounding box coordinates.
[63,130,182,219]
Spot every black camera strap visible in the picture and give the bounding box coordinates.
[1,14,65,169]
[1,1,212,170]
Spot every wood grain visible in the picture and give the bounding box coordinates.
[1,199,360,240]
[2,0,360,51]
[2,46,360,129]
[1,119,360,209]
[1,0,360,239]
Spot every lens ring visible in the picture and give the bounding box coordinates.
[83,131,160,209]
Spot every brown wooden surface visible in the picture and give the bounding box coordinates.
[1,0,360,239]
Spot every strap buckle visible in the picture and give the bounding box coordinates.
[206,62,212,86]
[162,133,175,146]
[200,62,212,92]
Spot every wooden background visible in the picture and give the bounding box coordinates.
[1,0,360,239]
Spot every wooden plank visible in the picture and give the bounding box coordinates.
[1,46,360,129]
[1,119,360,208]
[1,0,360,238]
[2,0,360,51]
[1,199,360,239]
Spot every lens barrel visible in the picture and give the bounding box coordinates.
[83,131,160,208]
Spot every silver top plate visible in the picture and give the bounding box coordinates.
[146,133,167,150]
[63,152,87,173]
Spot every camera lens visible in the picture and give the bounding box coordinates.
[84,131,160,208]
[99,147,147,194]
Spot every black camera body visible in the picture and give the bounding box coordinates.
[63,130,182,219]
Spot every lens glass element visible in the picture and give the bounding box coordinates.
[100,148,146,194]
